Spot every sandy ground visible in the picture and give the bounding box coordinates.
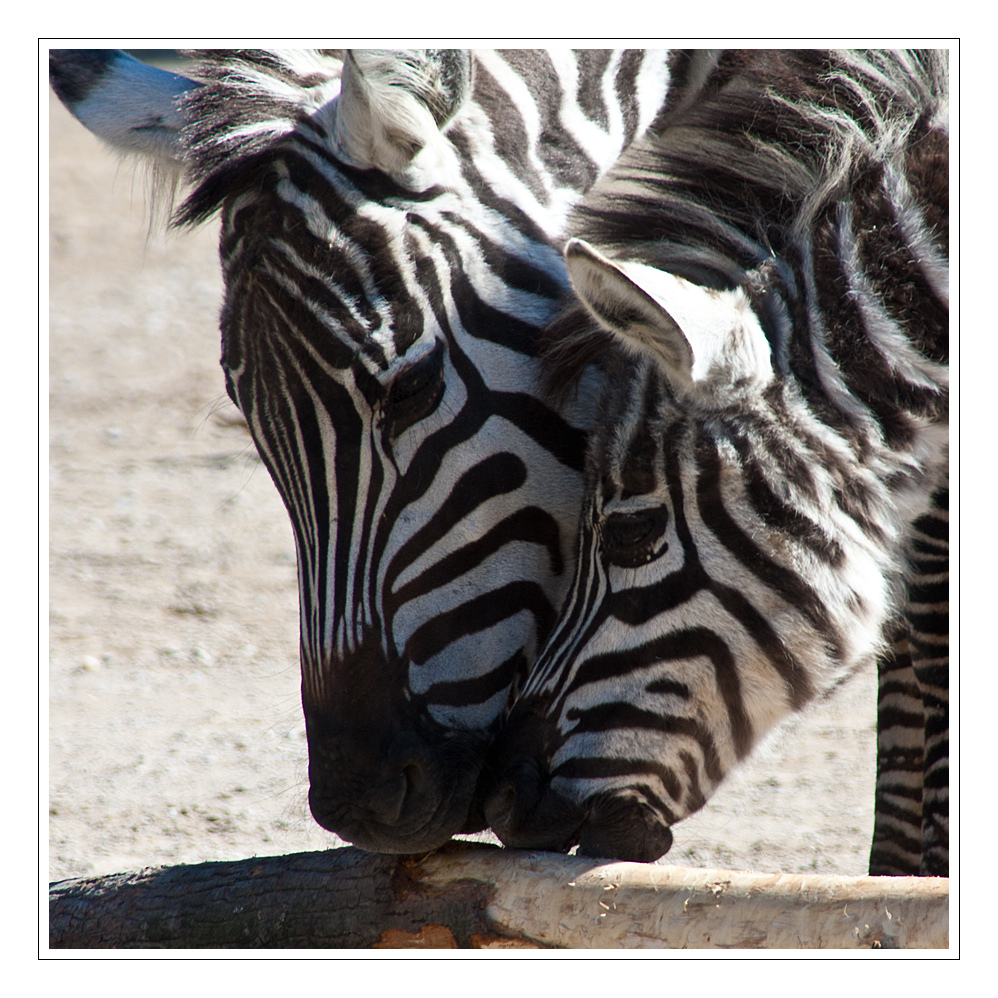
[47,85,878,885]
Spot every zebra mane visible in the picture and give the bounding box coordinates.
[173,49,469,227]
[171,50,348,227]
[543,48,949,391]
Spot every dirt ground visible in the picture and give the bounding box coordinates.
[47,85,878,885]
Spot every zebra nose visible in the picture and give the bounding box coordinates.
[305,694,489,852]
[482,764,533,838]
[484,762,585,852]
[483,759,540,836]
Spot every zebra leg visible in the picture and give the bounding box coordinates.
[869,630,925,875]
[908,486,949,877]
[869,486,949,877]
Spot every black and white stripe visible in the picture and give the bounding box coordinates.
[871,487,949,875]
[49,48,674,853]
[485,49,949,873]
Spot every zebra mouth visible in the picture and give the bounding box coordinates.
[300,625,501,853]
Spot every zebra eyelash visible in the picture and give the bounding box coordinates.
[597,501,671,569]
[379,340,447,439]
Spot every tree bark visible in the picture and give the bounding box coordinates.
[49,842,948,949]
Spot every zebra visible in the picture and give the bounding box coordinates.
[483,49,949,875]
[49,48,676,854]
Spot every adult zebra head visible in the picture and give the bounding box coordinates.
[50,48,674,852]
[484,50,949,864]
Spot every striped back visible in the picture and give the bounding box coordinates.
[50,48,675,852]
[484,50,949,870]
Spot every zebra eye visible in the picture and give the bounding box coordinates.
[601,507,668,568]
[384,343,445,438]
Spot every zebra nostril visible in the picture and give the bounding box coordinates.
[507,760,540,792]
[401,760,425,794]
[357,774,407,826]
[485,768,587,853]
[483,762,534,837]
[352,739,434,826]
[484,780,518,832]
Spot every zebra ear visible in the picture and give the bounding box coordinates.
[564,238,695,388]
[49,50,197,164]
[333,49,472,176]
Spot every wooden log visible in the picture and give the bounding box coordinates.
[49,842,948,950]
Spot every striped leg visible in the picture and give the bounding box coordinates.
[870,631,925,875]
[908,486,949,876]
[869,486,949,877]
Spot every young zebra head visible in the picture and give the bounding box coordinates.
[484,50,949,865]
[50,48,674,853]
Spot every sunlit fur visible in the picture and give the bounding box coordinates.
[487,49,948,873]
[50,48,676,852]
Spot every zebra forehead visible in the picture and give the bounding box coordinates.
[179,50,458,226]
[223,197,440,377]
[587,359,667,493]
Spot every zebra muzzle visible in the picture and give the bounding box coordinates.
[304,709,486,854]
[575,790,674,863]
[485,767,675,862]
[483,760,587,854]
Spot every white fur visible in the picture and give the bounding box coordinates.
[565,238,774,402]
[331,51,461,179]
